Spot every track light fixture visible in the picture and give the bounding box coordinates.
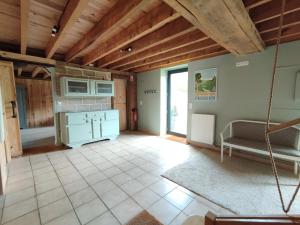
[51,25,60,37]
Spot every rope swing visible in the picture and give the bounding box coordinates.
[265,0,300,214]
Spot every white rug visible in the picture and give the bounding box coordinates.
[163,150,300,215]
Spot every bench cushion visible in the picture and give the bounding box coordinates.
[224,137,300,158]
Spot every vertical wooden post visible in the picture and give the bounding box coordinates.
[127,74,137,131]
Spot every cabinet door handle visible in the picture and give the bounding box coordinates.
[10,101,17,118]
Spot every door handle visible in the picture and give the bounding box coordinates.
[10,101,17,118]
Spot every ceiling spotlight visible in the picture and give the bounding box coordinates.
[51,25,60,37]
[120,46,133,53]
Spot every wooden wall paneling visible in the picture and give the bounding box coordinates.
[15,78,54,128]
[20,0,30,54]
[113,78,127,131]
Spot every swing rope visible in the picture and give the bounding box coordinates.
[265,0,300,214]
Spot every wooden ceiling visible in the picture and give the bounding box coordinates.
[0,0,300,75]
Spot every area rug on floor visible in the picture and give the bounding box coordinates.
[126,210,163,225]
[162,151,300,215]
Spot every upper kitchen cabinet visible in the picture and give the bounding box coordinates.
[94,80,114,97]
[60,77,114,97]
[61,77,91,97]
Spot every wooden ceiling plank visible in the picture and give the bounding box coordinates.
[119,39,218,71]
[251,0,300,24]
[20,0,30,54]
[82,3,180,66]
[243,0,272,10]
[261,23,300,42]
[65,0,148,62]
[45,0,90,58]
[163,0,264,55]
[110,30,207,70]
[97,17,195,67]
[257,10,300,34]
[132,46,228,73]
[0,51,56,65]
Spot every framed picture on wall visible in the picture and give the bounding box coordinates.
[194,68,217,101]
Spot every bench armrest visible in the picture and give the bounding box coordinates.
[220,122,233,143]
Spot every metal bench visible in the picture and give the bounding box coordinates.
[220,120,300,174]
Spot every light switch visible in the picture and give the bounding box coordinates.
[188,103,192,109]
[140,101,143,106]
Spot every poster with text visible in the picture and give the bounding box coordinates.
[194,68,217,101]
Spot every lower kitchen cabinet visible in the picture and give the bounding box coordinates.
[60,110,119,148]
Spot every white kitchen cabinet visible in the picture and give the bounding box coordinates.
[61,77,91,97]
[60,110,119,148]
[60,77,114,97]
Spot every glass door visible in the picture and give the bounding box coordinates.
[167,68,188,136]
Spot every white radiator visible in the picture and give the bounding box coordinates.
[191,114,215,145]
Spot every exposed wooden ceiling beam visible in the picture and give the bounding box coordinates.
[119,39,218,71]
[257,11,300,34]
[57,61,134,76]
[243,0,272,10]
[110,30,207,70]
[0,51,56,66]
[65,0,149,62]
[132,46,228,73]
[32,67,42,78]
[20,0,30,54]
[82,3,180,65]
[45,0,89,58]
[97,17,195,67]
[250,0,300,24]
[163,0,264,55]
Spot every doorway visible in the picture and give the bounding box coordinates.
[167,68,188,137]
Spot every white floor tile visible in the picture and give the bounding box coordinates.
[111,198,143,224]
[2,198,37,223]
[111,173,132,186]
[64,179,89,196]
[75,198,107,225]
[37,187,66,208]
[165,189,193,210]
[86,211,120,225]
[92,179,117,195]
[149,180,177,197]
[69,187,98,208]
[132,188,161,209]
[120,180,145,196]
[39,197,73,224]
[148,198,180,224]
[4,187,35,207]
[100,187,128,209]
[44,211,80,225]
[3,210,40,225]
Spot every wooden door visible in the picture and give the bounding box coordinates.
[0,83,7,194]
[113,79,127,131]
[0,61,22,158]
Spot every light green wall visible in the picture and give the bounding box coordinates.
[137,40,300,143]
[188,40,300,144]
[137,69,161,135]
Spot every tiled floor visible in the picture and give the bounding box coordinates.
[0,133,233,225]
